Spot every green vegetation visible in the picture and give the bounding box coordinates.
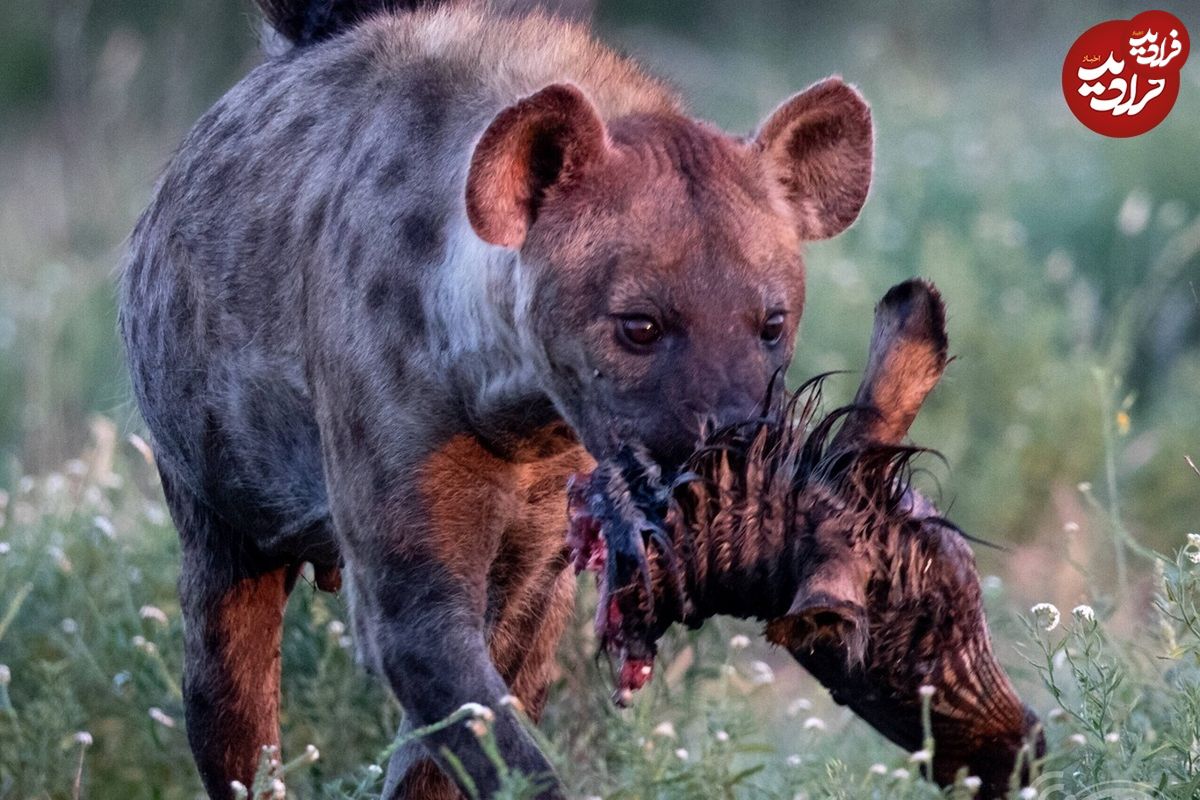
[0,1,1196,797]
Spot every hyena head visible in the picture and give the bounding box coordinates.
[467,78,872,466]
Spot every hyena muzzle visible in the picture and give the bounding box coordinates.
[118,1,874,797]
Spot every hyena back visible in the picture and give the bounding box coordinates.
[118,1,874,797]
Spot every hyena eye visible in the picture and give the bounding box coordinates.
[617,315,663,349]
[761,312,787,345]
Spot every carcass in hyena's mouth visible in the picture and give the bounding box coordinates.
[566,279,1045,798]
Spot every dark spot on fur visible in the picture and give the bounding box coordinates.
[209,115,245,148]
[282,112,319,144]
[304,194,330,248]
[364,271,425,337]
[261,92,288,124]
[375,157,409,192]
[399,213,443,260]
[365,273,391,311]
[344,234,364,286]
[354,144,380,181]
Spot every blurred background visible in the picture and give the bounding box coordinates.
[2,0,1195,581]
[0,1,1197,794]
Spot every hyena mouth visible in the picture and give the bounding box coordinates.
[566,280,1044,795]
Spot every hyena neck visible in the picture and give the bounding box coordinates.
[430,217,564,453]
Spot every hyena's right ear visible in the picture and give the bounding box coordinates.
[754,77,873,241]
[466,83,609,249]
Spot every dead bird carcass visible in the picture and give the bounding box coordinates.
[567,279,1044,796]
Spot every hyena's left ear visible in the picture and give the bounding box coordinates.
[467,83,610,249]
[754,77,873,240]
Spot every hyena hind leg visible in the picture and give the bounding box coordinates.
[166,478,296,799]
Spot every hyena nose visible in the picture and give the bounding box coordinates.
[711,393,761,430]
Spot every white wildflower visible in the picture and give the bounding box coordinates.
[149,707,175,728]
[61,618,78,635]
[1116,189,1152,236]
[132,635,158,656]
[139,605,169,625]
[786,754,802,767]
[0,542,10,556]
[458,702,494,722]
[74,731,94,747]
[366,764,383,777]
[1068,733,1087,746]
[786,697,813,717]
[868,763,888,776]
[326,620,346,637]
[1072,604,1096,622]
[93,516,116,539]
[1031,602,1061,631]
[302,744,320,763]
[498,694,525,713]
[674,748,689,761]
[891,768,910,780]
[82,486,104,508]
[729,634,751,651]
[271,778,286,800]
[1077,481,1092,494]
[0,664,10,686]
[918,684,935,699]
[1187,533,1200,564]
[909,749,932,764]
[1104,731,1120,744]
[48,545,72,573]
[1063,521,1080,533]
[749,660,775,685]
[963,775,982,793]
[714,730,729,743]
[1019,788,1037,800]
[144,503,168,526]
[230,780,249,799]
[802,716,826,731]
[1046,708,1066,722]
[651,721,677,739]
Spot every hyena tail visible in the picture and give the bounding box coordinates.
[256,0,592,48]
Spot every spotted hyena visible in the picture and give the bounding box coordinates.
[118,1,873,797]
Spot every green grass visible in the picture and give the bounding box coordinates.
[0,413,1197,799]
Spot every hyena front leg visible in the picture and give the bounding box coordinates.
[380,562,577,800]
[364,553,563,800]
[165,475,294,799]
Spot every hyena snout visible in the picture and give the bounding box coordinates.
[638,389,764,469]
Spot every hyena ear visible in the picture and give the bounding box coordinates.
[466,83,609,249]
[754,77,873,240]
